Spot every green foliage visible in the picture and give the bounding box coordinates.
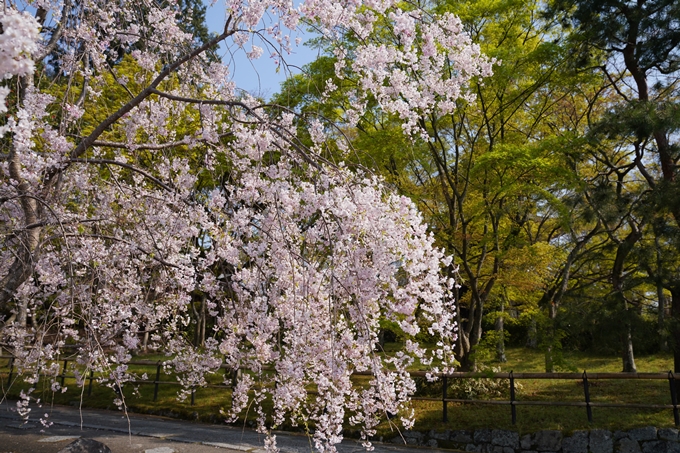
[548,0,680,73]
[414,364,524,400]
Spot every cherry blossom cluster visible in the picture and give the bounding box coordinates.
[0,9,40,80]
[346,11,495,137]
[0,0,489,451]
[296,0,496,137]
[0,8,40,118]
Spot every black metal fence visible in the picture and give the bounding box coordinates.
[403,370,680,426]
[2,355,678,426]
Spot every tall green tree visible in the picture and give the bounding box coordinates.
[277,0,604,370]
[549,0,680,371]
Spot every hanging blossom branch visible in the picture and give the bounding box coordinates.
[69,158,176,192]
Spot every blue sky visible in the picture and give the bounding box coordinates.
[203,1,321,98]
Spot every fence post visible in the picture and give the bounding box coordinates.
[153,361,161,402]
[669,371,679,426]
[60,360,68,387]
[87,370,94,396]
[442,374,448,423]
[582,371,592,423]
[510,371,516,425]
[7,356,14,386]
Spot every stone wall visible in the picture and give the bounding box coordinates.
[390,427,680,453]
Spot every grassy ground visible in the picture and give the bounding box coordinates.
[0,347,677,437]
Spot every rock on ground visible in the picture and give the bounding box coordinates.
[57,438,113,453]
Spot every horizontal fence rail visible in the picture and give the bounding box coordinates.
[1,355,677,426]
[409,370,680,426]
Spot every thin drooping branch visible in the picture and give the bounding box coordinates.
[47,233,181,269]
[150,88,253,108]
[35,0,72,61]
[148,89,338,170]
[89,133,233,150]
[69,158,175,192]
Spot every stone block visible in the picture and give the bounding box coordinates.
[533,430,562,451]
[629,427,658,442]
[614,431,630,441]
[659,429,679,442]
[492,429,519,449]
[466,444,483,452]
[427,439,438,448]
[404,431,422,446]
[451,430,474,443]
[640,440,680,453]
[562,431,589,453]
[616,438,641,453]
[521,434,532,450]
[590,429,614,453]
[475,429,492,443]
[641,440,667,453]
[429,430,450,441]
[403,430,423,440]
[491,447,515,453]
[57,438,113,453]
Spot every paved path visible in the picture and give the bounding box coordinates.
[0,401,452,453]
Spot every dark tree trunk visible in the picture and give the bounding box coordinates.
[611,225,641,373]
[621,324,636,372]
[191,294,207,348]
[545,301,558,373]
[526,318,538,349]
[495,299,506,363]
[671,286,680,375]
[658,281,669,352]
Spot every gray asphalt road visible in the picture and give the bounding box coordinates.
[0,401,453,453]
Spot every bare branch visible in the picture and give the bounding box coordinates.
[89,133,233,150]
[36,0,72,61]
[51,233,181,269]
[69,158,175,192]
[150,89,252,108]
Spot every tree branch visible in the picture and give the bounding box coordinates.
[71,16,235,159]
[36,0,72,61]
[89,133,233,150]
[53,234,181,269]
[69,158,175,192]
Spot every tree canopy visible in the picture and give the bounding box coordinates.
[2,0,680,447]
[0,0,495,450]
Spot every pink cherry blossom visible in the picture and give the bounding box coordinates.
[0,0,489,451]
